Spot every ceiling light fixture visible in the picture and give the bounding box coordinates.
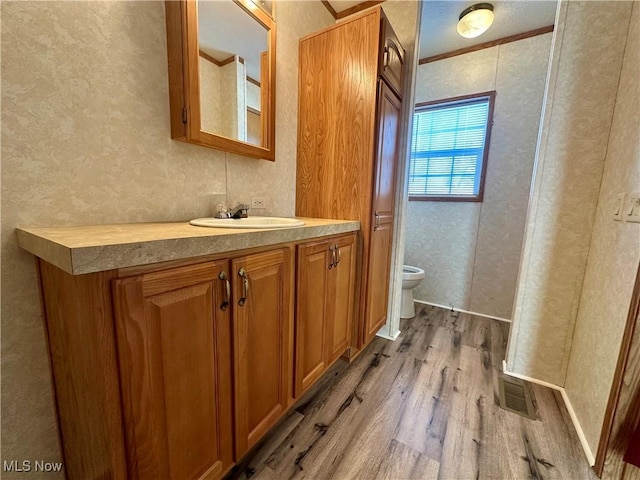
[457,3,495,39]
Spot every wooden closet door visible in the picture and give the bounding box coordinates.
[364,80,402,344]
[232,248,293,457]
[113,261,234,480]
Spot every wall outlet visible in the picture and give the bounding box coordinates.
[251,196,267,209]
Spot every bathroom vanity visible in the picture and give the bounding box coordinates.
[16,219,358,480]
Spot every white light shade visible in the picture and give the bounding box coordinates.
[457,5,495,39]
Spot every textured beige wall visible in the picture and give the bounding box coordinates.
[233,59,247,142]
[506,1,633,386]
[246,81,260,111]
[220,60,242,139]
[404,34,552,319]
[199,57,222,134]
[0,1,333,475]
[564,2,639,455]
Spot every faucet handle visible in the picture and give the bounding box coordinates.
[214,202,231,219]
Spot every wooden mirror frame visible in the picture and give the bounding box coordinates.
[165,0,276,161]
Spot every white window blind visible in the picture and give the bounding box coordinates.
[409,95,491,198]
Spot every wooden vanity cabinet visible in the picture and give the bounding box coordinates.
[295,234,356,396]
[30,230,351,480]
[296,8,405,355]
[113,261,234,480]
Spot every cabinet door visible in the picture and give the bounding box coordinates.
[232,248,293,457]
[326,234,357,363]
[364,81,402,345]
[379,14,405,99]
[365,221,394,343]
[295,241,331,396]
[113,261,233,480]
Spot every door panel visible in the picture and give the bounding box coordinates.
[232,248,292,457]
[373,80,402,218]
[364,80,402,345]
[113,261,233,480]
[379,14,404,99]
[327,235,356,363]
[151,285,218,479]
[295,242,330,396]
[364,221,394,343]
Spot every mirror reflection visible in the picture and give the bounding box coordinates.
[197,0,269,146]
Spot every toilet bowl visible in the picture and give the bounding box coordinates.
[401,265,425,318]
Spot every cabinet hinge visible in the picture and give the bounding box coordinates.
[181,107,188,124]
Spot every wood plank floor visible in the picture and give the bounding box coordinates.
[227,305,597,480]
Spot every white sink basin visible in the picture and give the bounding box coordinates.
[190,217,305,229]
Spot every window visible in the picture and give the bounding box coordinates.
[408,91,495,202]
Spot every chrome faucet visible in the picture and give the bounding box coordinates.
[229,203,249,219]
[214,202,250,219]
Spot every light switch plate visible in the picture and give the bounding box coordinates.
[625,193,640,223]
[614,193,626,221]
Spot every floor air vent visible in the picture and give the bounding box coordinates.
[498,375,538,420]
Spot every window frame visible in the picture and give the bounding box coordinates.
[408,91,496,203]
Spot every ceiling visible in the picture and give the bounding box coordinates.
[326,0,557,61]
[420,1,557,59]
[198,1,268,81]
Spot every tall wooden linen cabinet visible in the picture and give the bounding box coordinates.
[296,7,405,354]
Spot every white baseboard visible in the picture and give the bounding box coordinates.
[414,299,512,323]
[559,389,596,467]
[502,360,563,391]
[376,329,401,341]
[502,360,595,467]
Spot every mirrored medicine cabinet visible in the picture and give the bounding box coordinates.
[165,0,276,161]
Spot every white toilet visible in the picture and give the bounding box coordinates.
[401,265,425,318]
